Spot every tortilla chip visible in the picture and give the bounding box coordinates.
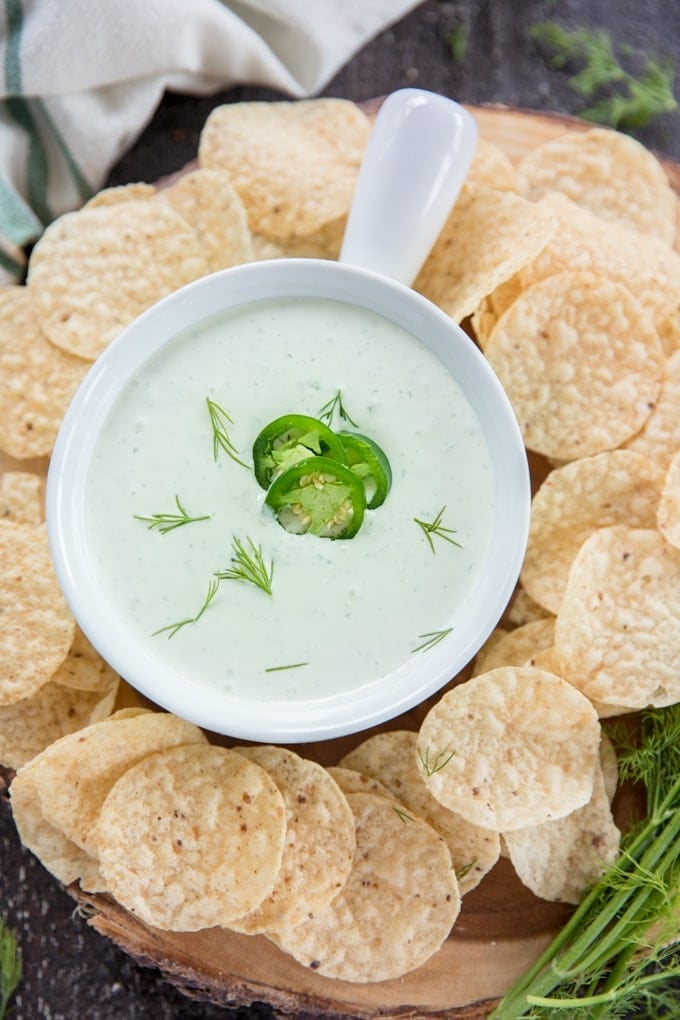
[417,666,601,831]
[27,200,210,360]
[485,271,663,460]
[271,791,460,983]
[414,184,556,322]
[554,526,680,709]
[199,99,370,238]
[518,127,677,244]
[96,744,287,931]
[0,521,75,705]
[522,451,664,613]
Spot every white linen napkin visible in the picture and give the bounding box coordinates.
[0,0,422,282]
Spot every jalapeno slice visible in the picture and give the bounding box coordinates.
[265,456,366,539]
[336,431,392,509]
[252,414,347,490]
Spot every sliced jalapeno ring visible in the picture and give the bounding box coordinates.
[264,456,366,539]
[336,431,392,509]
[252,413,347,490]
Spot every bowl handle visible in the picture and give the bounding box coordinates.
[339,88,477,287]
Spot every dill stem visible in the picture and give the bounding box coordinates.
[562,812,680,978]
[489,772,680,1018]
[527,964,680,1010]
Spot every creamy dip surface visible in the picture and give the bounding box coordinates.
[85,297,494,706]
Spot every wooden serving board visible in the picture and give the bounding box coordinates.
[2,103,673,1019]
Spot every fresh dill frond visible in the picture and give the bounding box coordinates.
[582,57,677,129]
[608,703,680,815]
[264,662,308,673]
[446,22,468,65]
[413,507,462,554]
[530,21,677,129]
[411,628,453,654]
[152,577,220,638]
[455,857,478,882]
[206,397,250,470]
[417,744,455,777]
[393,806,416,823]
[133,494,211,534]
[0,918,22,1020]
[216,537,274,596]
[489,704,680,1019]
[317,389,359,428]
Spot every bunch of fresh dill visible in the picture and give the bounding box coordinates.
[530,22,677,130]
[0,918,22,1019]
[489,704,680,1019]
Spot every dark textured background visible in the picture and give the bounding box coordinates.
[2,2,679,1017]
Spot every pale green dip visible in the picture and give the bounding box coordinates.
[85,297,494,704]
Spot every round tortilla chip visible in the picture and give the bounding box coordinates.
[326,765,396,800]
[658,313,680,357]
[501,585,552,629]
[85,182,157,209]
[229,746,355,933]
[485,271,664,460]
[96,744,287,931]
[159,167,254,271]
[599,733,619,804]
[33,711,208,857]
[657,448,680,548]
[521,451,664,613]
[11,764,107,892]
[50,626,119,693]
[519,194,680,325]
[517,127,677,244]
[468,138,518,193]
[271,791,460,983]
[624,350,680,469]
[198,99,370,238]
[417,667,601,832]
[414,183,556,323]
[503,754,620,905]
[0,521,75,705]
[27,200,210,360]
[339,730,500,895]
[0,675,118,770]
[554,526,680,709]
[472,619,556,675]
[251,216,347,263]
[0,287,88,458]
[0,471,43,524]
[470,274,524,351]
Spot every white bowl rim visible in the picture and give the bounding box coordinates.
[47,258,531,742]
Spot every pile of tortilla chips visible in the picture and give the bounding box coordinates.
[1,99,679,985]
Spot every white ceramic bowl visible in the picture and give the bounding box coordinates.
[47,258,530,741]
[46,90,531,742]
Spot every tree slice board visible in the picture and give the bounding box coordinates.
[1,103,673,1018]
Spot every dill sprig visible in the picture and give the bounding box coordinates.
[216,537,274,596]
[417,745,455,777]
[456,857,478,883]
[414,507,462,553]
[411,628,453,654]
[317,389,359,428]
[206,397,250,470]
[0,918,22,1020]
[393,806,416,823]
[446,22,468,65]
[489,704,680,1019]
[133,495,211,534]
[264,662,308,673]
[530,22,677,129]
[152,577,220,639]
